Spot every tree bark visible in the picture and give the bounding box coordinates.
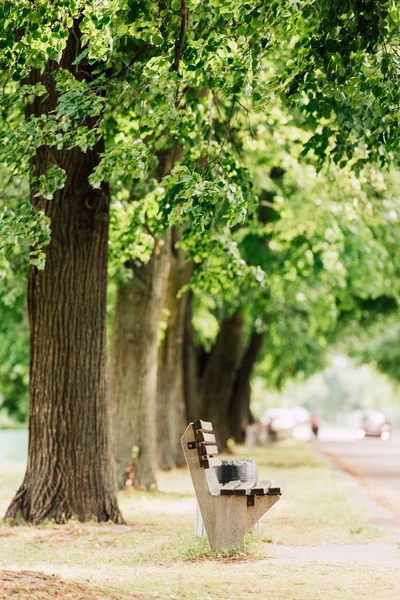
[5,24,122,524]
[200,311,245,449]
[183,290,201,423]
[156,231,193,469]
[110,237,171,489]
[228,331,264,443]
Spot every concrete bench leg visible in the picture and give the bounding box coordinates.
[195,500,260,538]
[195,501,207,537]
[202,494,279,552]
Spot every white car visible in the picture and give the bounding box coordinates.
[357,410,391,441]
[261,408,296,432]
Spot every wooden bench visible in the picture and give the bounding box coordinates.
[181,419,285,551]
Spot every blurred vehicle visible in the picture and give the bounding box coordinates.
[291,406,311,424]
[356,410,391,441]
[261,408,297,441]
[260,407,314,441]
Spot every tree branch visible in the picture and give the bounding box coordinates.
[259,200,275,209]
[172,0,187,71]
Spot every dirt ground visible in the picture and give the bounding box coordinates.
[0,570,127,600]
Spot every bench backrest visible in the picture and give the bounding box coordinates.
[192,419,222,470]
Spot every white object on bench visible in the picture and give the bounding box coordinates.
[181,419,284,552]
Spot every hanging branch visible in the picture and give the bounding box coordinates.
[172,0,187,71]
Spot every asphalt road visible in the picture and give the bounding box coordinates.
[318,432,400,517]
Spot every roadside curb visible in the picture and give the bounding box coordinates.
[307,441,400,541]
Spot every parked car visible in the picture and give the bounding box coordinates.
[356,411,391,441]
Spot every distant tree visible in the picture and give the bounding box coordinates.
[347,319,400,383]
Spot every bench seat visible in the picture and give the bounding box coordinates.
[220,480,285,496]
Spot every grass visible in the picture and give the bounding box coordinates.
[0,440,399,599]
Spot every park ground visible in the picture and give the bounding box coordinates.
[1,442,400,600]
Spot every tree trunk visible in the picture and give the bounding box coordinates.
[228,331,264,443]
[156,232,193,469]
[110,237,171,489]
[5,25,122,524]
[183,290,201,422]
[200,311,245,449]
[109,146,180,487]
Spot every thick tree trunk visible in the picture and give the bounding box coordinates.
[110,237,170,489]
[200,311,245,449]
[5,25,122,524]
[156,232,193,469]
[228,331,264,443]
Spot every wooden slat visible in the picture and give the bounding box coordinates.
[221,480,284,496]
[200,444,219,456]
[251,480,271,495]
[220,480,242,495]
[202,456,222,469]
[231,481,257,496]
[193,419,213,433]
[197,432,216,444]
[268,480,286,495]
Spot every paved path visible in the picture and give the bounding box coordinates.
[271,541,400,563]
[267,433,400,564]
[317,434,400,519]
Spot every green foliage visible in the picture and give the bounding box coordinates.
[108,198,155,283]
[211,107,400,388]
[346,317,400,383]
[0,0,400,417]
[0,0,398,272]
[0,165,31,423]
[362,323,400,383]
[279,0,400,167]
[0,294,29,422]
[0,202,51,270]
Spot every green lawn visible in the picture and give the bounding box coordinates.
[0,441,398,600]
